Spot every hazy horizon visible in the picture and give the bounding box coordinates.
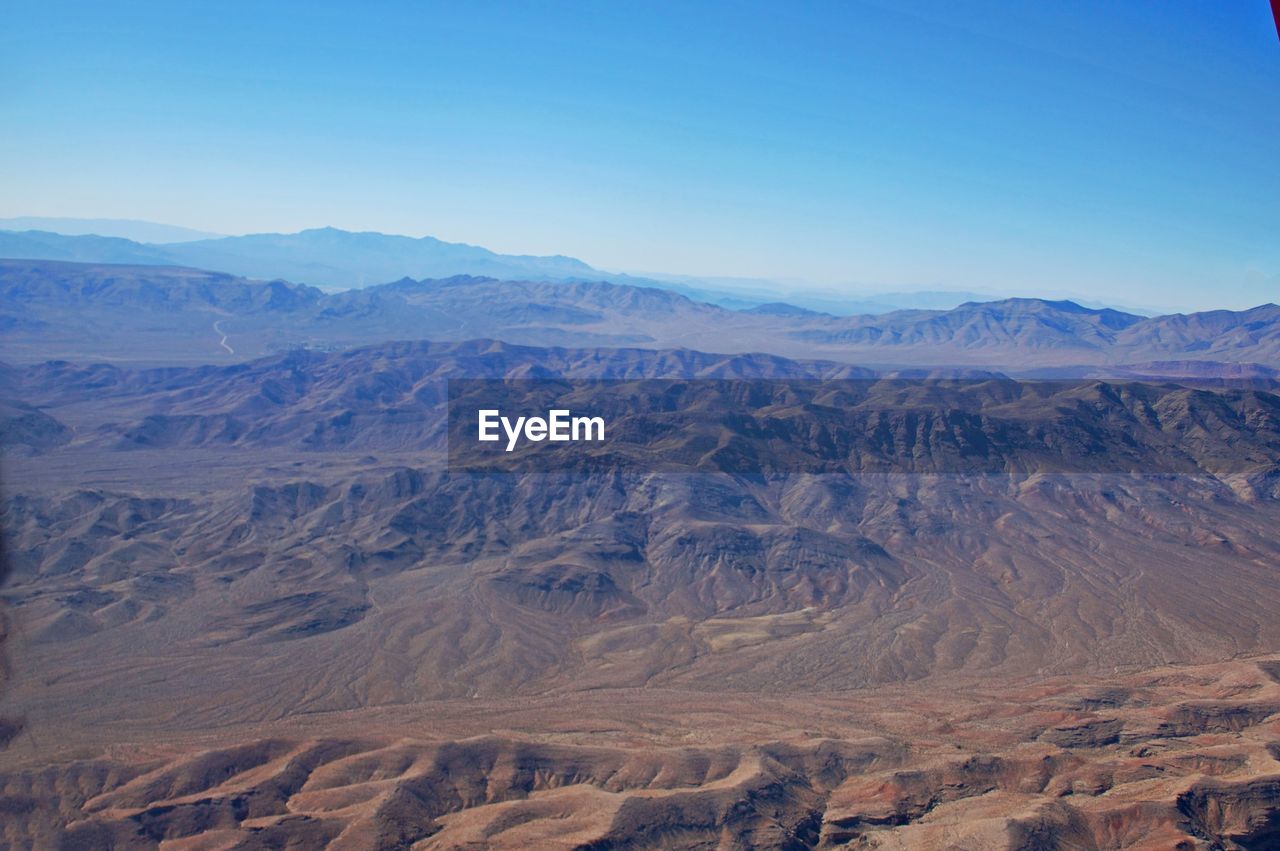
[4,2,1279,311]
[0,215,1254,314]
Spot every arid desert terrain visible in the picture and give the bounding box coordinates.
[3,260,1280,848]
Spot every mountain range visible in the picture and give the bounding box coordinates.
[5,334,1280,846]
[2,259,1277,370]
[0,227,599,289]
[0,223,1136,314]
[4,242,1280,846]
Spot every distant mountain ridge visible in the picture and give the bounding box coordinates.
[2,259,1278,370]
[0,224,1146,315]
[0,226,602,291]
[0,217,224,243]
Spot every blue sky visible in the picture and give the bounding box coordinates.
[3,1,1278,310]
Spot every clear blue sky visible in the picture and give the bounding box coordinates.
[3,1,1278,310]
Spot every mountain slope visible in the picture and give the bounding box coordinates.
[5,341,1280,741]
[6,339,1280,846]
[3,260,1279,369]
[0,231,172,266]
[7,655,1280,849]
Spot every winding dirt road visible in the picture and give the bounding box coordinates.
[213,319,234,354]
